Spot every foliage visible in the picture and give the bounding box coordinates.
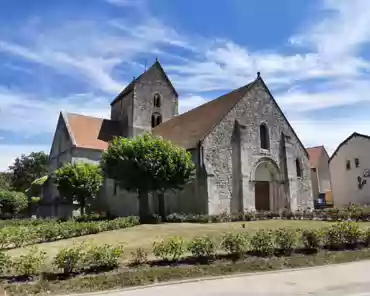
[301,229,322,250]
[0,251,10,274]
[187,236,216,258]
[53,243,86,274]
[249,229,275,256]
[324,221,363,249]
[131,248,148,265]
[11,247,47,277]
[55,161,103,215]
[274,228,298,255]
[101,134,196,221]
[152,236,186,261]
[0,172,12,191]
[221,232,248,257]
[83,244,124,270]
[8,151,49,192]
[25,175,48,199]
[0,190,28,218]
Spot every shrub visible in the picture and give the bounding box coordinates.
[221,232,248,257]
[324,221,363,249]
[274,228,298,255]
[188,236,216,258]
[53,243,86,274]
[0,251,10,275]
[0,190,28,218]
[301,229,322,250]
[131,247,148,265]
[83,244,124,270]
[152,236,186,261]
[11,247,46,277]
[250,229,274,256]
[362,228,370,246]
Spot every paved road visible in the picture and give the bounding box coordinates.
[68,260,370,296]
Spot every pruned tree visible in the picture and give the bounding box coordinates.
[55,162,103,215]
[0,190,28,218]
[101,133,196,222]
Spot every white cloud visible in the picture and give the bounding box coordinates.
[0,144,49,172]
[179,95,208,114]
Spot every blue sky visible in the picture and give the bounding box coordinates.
[1,0,370,170]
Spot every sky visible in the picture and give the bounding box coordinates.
[1,0,370,171]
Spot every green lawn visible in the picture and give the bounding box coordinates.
[6,220,370,262]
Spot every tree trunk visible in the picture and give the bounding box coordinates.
[158,191,166,221]
[138,189,149,223]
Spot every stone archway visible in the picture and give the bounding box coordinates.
[252,158,281,212]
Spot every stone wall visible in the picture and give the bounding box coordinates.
[202,79,313,214]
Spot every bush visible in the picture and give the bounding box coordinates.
[0,190,28,218]
[301,229,322,250]
[152,236,186,261]
[0,251,10,275]
[362,228,370,246]
[11,247,46,277]
[274,228,298,255]
[131,247,148,265]
[53,243,86,274]
[83,244,124,270]
[221,232,248,257]
[250,229,274,256]
[188,236,216,258]
[324,221,363,249]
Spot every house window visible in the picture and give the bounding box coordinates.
[151,113,162,128]
[260,123,270,150]
[296,158,302,177]
[153,93,161,107]
[312,168,317,173]
[355,158,360,168]
[346,160,351,170]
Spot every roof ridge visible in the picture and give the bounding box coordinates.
[330,132,370,162]
[65,112,109,121]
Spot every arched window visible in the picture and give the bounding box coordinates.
[260,123,270,150]
[153,93,161,107]
[296,158,302,177]
[151,113,162,128]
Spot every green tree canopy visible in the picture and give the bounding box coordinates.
[0,172,12,191]
[101,133,195,222]
[8,151,49,192]
[0,190,28,218]
[55,162,103,215]
[25,175,49,198]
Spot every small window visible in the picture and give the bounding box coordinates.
[260,123,270,150]
[346,160,351,170]
[355,158,360,168]
[153,93,161,107]
[151,113,162,128]
[113,181,118,196]
[312,168,317,173]
[156,114,162,126]
[296,158,302,177]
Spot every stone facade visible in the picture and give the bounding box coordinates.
[46,61,313,218]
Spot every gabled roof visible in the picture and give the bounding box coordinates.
[110,60,178,106]
[329,132,370,162]
[63,113,120,150]
[153,80,256,149]
[306,146,325,168]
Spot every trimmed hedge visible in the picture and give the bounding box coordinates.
[0,216,139,250]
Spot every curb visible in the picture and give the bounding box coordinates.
[61,259,370,296]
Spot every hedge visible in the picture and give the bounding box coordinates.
[0,216,139,250]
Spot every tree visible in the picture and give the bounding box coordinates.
[0,190,28,218]
[0,172,12,191]
[101,133,196,222]
[8,151,49,192]
[55,162,103,215]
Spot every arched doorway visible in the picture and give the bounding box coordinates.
[253,159,280,211]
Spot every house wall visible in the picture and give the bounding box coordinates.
[330,136,370,207]
[110,91,133,137]
[132,65,178,136]
[202,79,313,215]
[317,152,331,193]
[310,169,319,199]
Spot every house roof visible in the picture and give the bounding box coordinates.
[110,60,178,106]
[306,146,324,168]
[329,132,370,162]
[153,80,256,149]
[64,113,120,150]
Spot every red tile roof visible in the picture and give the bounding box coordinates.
[306,146,324,168]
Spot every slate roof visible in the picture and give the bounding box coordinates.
[64,113,120,150]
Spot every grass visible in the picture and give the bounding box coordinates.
[6,220,370,261]
[5,248,370,296]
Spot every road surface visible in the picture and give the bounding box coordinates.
[67,260,370,296]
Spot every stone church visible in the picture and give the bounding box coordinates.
[44,60,313,217]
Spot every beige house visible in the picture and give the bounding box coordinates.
[330,133,370,207]
[44,60,313,218]
[306,146,332,205]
